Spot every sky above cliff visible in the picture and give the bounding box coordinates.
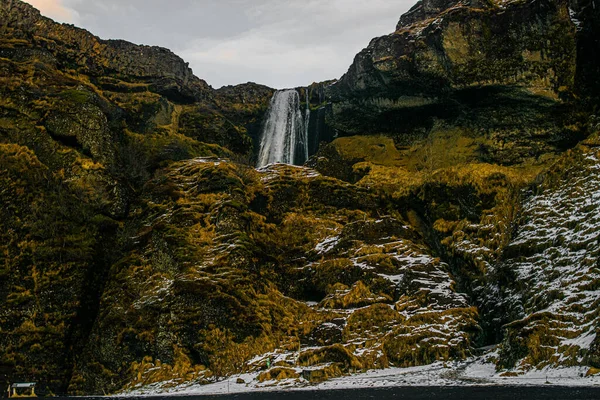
[24,0,413,89]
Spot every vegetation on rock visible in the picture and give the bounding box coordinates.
[1,0,599,395]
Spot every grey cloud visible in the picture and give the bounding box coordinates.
[29,0,416,88]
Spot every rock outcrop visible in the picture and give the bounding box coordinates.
[322,0,584,169]
[331,0,576,102]
[0,0,211,102]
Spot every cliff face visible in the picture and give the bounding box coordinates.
[308,0,599,379]
[0,0,272,394]
[0,0,210,102]
[68,160,480,394]
[1,0,599,395]
[493,135,600,370]
[324,0,581,155]
[331,0,578,101]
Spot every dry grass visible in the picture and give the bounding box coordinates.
[127,347,207,389]
[343,304,404,341]
[258,367,299,382]
[298,344,363,370]
[321,281,392,309]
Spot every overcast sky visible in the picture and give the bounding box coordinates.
[24,0,414,89]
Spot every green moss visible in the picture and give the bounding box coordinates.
[59,89,92,104]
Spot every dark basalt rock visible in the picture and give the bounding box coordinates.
[312,0,591,178]
[333,0,577,100]
[0,0,211,102]
[569,0,600,100]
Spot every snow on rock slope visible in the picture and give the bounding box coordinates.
[493,141,600,371]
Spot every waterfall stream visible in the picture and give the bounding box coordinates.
[304,88,310,162]
[256,89,309,168]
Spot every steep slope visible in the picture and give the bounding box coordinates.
[0,143,119,393]
[0,0,272,394]
[308,0,600,379]
[491,135,600,370]
[68,160,479,394]
[311,0,594,333]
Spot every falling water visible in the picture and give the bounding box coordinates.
[256,89,309,167]
[303,88,310,162]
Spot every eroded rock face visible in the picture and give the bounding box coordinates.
[68,160,479,394]
[490,137,600,370]
[322,0,582,167]
[331,0,576,101]
[0,0,210,102]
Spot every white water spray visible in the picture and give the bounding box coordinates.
[256,89,309,167]
[303,88,310,161]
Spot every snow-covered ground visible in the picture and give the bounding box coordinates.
[121,355,600,397]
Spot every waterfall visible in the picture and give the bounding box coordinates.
[256,89,309,167]
[303,88,310,162]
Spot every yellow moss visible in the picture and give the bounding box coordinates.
[127,346,207,389]
[256,213,341,256]
[587,368,600,376]
[351,244,385,257]
[430,162,539,193]
[258,367,300,382]
[407,128,480,172]
[76,157,104,171]
[384,307,479,367]
[198,328,278,378]
[343,304,404,341]
[6,289,34,306]
[299,344,363,370]
[433,218,459,234]
[332,136,404,167]
[355,164,424,198]
[321,281,392,309]
[301,364,346,382]
[443,22,473,64]
[0,144,46,171]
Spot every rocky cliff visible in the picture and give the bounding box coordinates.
[1,0,599,395]
[0,0,272,394]
[324,0,583,156]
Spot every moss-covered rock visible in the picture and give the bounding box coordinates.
[0,144,120,394]
[492,139,600,371]
[1,0,600,395]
